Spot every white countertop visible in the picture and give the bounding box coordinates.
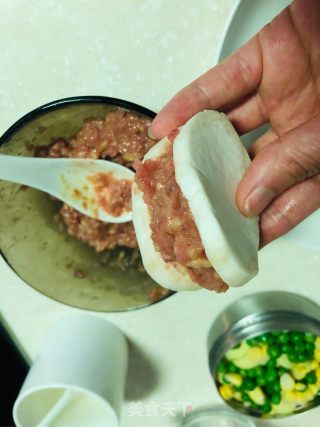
[1,1,319,426]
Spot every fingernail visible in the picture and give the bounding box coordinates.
[147,126,155,139]
[243,185,275,217]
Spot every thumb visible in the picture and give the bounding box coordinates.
[237,114,320,217]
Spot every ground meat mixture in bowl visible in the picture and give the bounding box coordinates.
[0,96,173,311]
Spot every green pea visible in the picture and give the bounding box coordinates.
[217,361,227,373]
[247,338,259,347]
[297,353,308,363]
[242,392,251,402]
[268,344,282,359]
[305,350,314,361]
[278,332,290,344]
[305,342,315,354]
[262,400,272,413]
[266,359,277,369]
[266,369,278,383]
[272,382,281,393]
[243,378,256,391]
[282,344,294,354]
[227,362,238,373]
[305,333,316,343]
[294,342,305,354]
[290,331,305,343]
[248,368,257,378]
[271,393,281,405]
[250,403,260,411]
[260,333,274,344]
[288,353,299,363]
[257,376,267,387]
[240,369,247,377]
[278,367,288,376]
[305,371,317,385]
[255,366,265,377]
[265,383,275,395]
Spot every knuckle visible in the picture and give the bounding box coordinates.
[219,56,252,92]
[281,145,320,182]
[192,80,210,107]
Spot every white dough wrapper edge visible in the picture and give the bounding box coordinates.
[174,110,259,287]
[132,138,200,291]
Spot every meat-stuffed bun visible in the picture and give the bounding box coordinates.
[132,111,259,292]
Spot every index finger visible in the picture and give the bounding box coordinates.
[151,35,263,139]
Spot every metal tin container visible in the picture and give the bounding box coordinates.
[208,291,320,417]
[181,405,255,427]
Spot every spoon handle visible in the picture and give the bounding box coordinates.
[0,154,63,194]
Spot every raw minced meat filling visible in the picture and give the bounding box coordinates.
[135,140,228,292]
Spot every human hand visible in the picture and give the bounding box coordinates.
[150,0,320,247]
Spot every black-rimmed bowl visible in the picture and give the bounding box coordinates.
[0,96,173,311]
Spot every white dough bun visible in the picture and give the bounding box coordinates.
[132,111,259,291]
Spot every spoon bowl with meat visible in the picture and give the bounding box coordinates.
[0,154,134,223]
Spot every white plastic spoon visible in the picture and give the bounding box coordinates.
[0,154,134,223]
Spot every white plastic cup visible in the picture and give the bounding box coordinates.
[13,314,128,427]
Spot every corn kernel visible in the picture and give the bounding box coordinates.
[283,390,299,402]
[280,373,295,391]
[308,384,319,397]
[277,354,293,369]
[225,341,250,360]
[314,349,320,362]
[219,384,234,400]
[234,392,242,401]
[296,390,313,403]
[315,336,320,350]
[292,363,312,380]
[224,373,243,387]
[217,372,224,384]
[311,360,318,370]
[248,347,262,361]
[294,382,307,391]
[248,386,265,405]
